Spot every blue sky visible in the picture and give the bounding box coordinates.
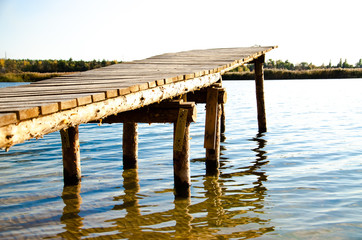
[1,0,361,65]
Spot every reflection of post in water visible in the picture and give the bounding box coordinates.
[250,133,269,187]
[197,133,275,238]
[112,168,142,239]
[59,184,83,239]
[203,173,224,227]
[173,197,193,238]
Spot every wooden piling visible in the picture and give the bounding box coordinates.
[254,55,267,133]
[206,104,221,175]
[60,126,81,186]
[123,122,138,169]
[173,109,191,198]
[221,103,226,134]
[204,88,219,149]
[204,87,222,175]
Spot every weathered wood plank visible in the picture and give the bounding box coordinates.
[0,113,17,127]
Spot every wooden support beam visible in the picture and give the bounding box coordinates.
[123,122,138,169]
[60,126,81,186]
[254,54,267,133]
[187,88,227,104]
[173,109,191,198]
[100,101,197,124]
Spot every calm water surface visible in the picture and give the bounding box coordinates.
[0,79,361,239]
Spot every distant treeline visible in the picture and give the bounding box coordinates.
[265,58,362,70]
[235,58,362,72]
[223,68,362,80]
[223,58,362,80]
[0,58,119,73]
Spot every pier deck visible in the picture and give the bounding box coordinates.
[0,46,276,149]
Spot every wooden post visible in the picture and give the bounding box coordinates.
[204,88,219,149]
[206,104,221,175]
[173,109,191,198]
[204,87,221,175]
[220,103,226,134]
[60,126,81,186]
[254,55,267,133]
[123,122,138,169]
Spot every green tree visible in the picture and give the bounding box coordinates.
[265,59,275,69]
[342,59,353,68]
[336,58,343,68]
[327,60,332,68]
[5,59,17,72]
[355,59,362,68]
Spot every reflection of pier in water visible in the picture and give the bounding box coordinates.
[52,133,274,239]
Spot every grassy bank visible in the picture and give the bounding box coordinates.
[0,72,72,82]
[222,68,362,80]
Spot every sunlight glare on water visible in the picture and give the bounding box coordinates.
[0,79,362,239]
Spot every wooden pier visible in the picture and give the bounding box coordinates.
[0,46,277,197]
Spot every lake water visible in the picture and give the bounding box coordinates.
[1,79,362,239]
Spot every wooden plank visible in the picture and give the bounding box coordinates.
[156,79,165,86]
[0,113,17,127]
[41,103,59,115]
[106,89,118,98]
[92,92,106,102]
[15,107,40,120]
[77,95,92,106]
[59,99,77,110]
[129,85,140,93]
[119,87,131,95]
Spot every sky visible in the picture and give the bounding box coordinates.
[0,0,361,66]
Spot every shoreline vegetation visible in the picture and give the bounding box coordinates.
[0,72,73,82]
[222,68,362,80]
[1,58,362,82]
[0,58,119,82]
